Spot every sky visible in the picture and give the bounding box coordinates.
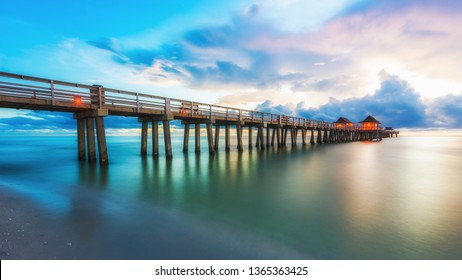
[1,0,462,134]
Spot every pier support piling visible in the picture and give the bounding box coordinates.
[152,122,159,157]
[77,118,86,161]
[214,125,220,151]
[183,124,190,153]
[276,127,281,147]
[271,127,276,147]
[85,118,96,162]
[259,126,265,150]
[206,123,214,155]
[95,117,109,165]
[225,125,231,152]
[141,122,148,156]
[195,123,200,154]
[317,128,323,144]
[163,120,172,158]
[236,125,243,152]
[248,126,253,150]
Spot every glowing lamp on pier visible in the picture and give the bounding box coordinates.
[74,96,82,104]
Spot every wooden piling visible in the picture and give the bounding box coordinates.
[310,129,315,144]
[152,121,159,157]
[283,128,288,146]
[236,125,243,152]
[163,120,172,158]
[271,127,276,147]
[183,124,190,152]
[256,127,261,148]
[214,125,220,151]
[323,129,329,143]
[195,123,200,154]
[206,123,214,155]
[141,122,148,156]
[302,128,306,146]
[85,118,96,162]
[266,127,270,147]
[225,125,230,152]
[259,126,265,150]
[317,128,323,144]
[248,126,253,150]
[290,128,295,146]
[95,117,108,165]
[77,118,86,161]
[276,127,281,147]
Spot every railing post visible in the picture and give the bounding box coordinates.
[98,87,103,108]
[50,80,55,106]
[136,93,140,113]
[165,98,171,117]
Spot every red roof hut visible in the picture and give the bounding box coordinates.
[334,117,354,129]
[359,115,381,130]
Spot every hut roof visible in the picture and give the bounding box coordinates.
[359,115,381,124]
[335,117,353,124]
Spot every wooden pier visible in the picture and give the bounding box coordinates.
[0,72,398,165]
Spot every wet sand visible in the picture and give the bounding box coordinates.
[0,185,309,260]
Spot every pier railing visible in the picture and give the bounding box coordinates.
[0,71,353,130]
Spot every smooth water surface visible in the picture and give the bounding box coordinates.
[1,135,461,259]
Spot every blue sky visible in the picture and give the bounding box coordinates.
[1,0,462,134]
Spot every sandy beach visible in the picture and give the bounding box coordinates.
[0,185,308,260]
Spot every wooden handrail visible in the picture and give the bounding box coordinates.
[1,71,341,128]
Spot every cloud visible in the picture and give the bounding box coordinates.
[3,0,462,130]
[427,94,462,127]
[256,73,429,128]
[81,0,462,110]
[86,7,326,94]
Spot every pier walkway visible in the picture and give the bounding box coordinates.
[0,72,398,165]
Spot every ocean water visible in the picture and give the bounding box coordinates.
[1,134,461,259]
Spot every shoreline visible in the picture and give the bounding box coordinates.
[0,185,310,260]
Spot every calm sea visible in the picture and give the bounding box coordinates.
[1,135,461,259]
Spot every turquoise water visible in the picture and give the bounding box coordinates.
[1,135,462,259]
